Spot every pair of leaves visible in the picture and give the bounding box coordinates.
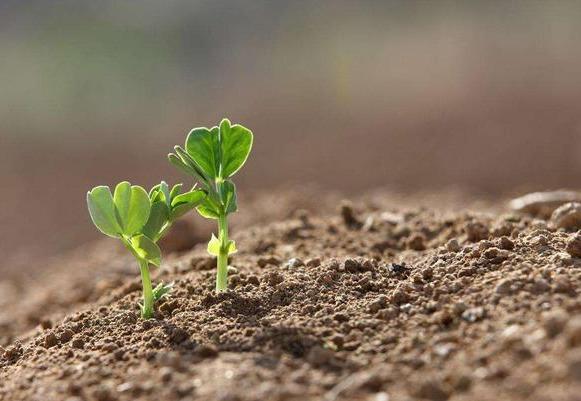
[88,182,160,266]
[168,118,252,219]
[87,182,150,239]
[88,181,205,266]
[185,118,253,181]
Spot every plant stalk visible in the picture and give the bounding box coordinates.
[215,214,229,292]
[138,258,154,319]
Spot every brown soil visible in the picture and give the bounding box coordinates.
[1,191,581,401]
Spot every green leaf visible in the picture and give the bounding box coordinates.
[170,183,184,199]
[152,282,173,301]
[207,234,237,256]
[142,201,170,241]
[185,126,221,180]
[170,189,204,207]
[173,146,210,183]
[159,181,171,208]
[227,239,237,255]
[168,152,196,176]
[218,180,237,214]
[149,186,159,197]
[170,189,206,220]
[196,196,221,219]
[207,233,221,256]
[131,235,162,267]
[87,186,122,238]
[113,182,151,236]
[219,119,253,178]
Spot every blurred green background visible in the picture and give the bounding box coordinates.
[2,1,581,270]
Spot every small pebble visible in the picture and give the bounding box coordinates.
[3,344,22,361]
[285,258,304,268]
[227,266,238,274]
[340,201,361,228]
[461,307,485,323]
[71,337,84,349]
[498,236,515,250]
[566,234,581,258]
[60,329,74,343]
[465,222,489,242]
[344,258,361,273]
[446,239,461,252]
[333,313,349,322]
[510,190,581,218]
[368,296,387,313]
[550,202,581,230]
[44,333,58,348]
[495,279,512,295]
[483,247,499,259]
[246,275,260,286]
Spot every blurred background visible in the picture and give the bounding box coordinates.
[2,0,581,271]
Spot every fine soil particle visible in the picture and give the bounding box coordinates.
[1,193,581,401]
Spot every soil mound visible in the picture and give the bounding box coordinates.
[1,193,580,401]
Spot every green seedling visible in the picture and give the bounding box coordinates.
[168,118,253,292]
[87,181,205,318]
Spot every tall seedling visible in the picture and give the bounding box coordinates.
[168,119,253,292]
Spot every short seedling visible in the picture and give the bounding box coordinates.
[169,118,253,292]
[87,181,204,318]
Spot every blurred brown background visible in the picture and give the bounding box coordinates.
[1,1,581,271]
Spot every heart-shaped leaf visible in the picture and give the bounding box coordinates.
[219,119,253,179]
[131,234,161,267]
[87,186,122,238]
[185,126,221,180]
[113,182,151,236]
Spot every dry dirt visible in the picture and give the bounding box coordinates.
[1,191,581,401]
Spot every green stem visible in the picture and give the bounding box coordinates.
[138,258,154,319]
[215,214,229,292]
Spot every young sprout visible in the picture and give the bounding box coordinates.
[87,181,205,318]
[168,118,253,292]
